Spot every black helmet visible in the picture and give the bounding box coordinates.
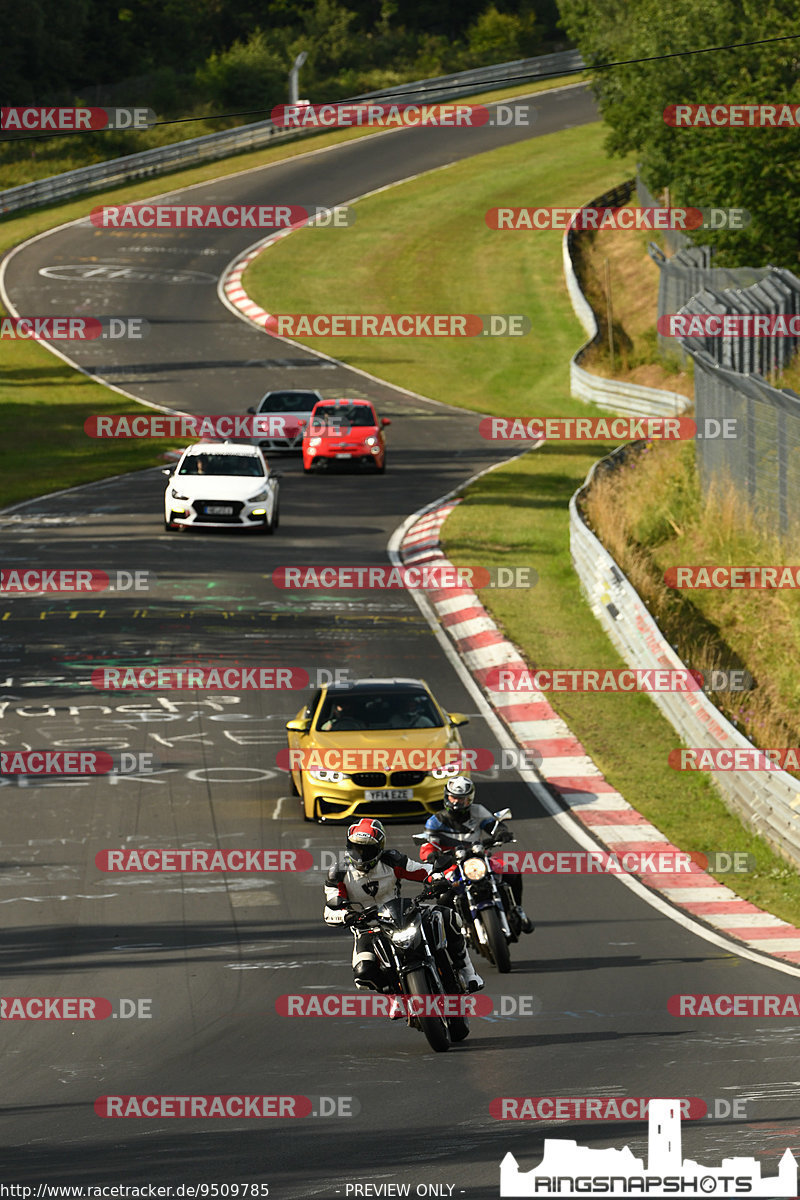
[346,818,386,874]
[443,775,475,815]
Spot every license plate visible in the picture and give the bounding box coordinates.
[364,789,413,802]
[335,452,351,458]
[205,505,233,515]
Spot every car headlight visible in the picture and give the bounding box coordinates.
[430,764,462,779]
[308,768,347,783]
[390,925,418,948]
[170,488,190,500]
[462,857,488,881]
[248,489,268,502]
[309,437,322,448]
[364,436,377,446]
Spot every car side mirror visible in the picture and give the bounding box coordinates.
[161,468,173,477]
[247,406,256,414]
[448,712,469,727]
[269,471,283,480]
[286,717,311,733]
[296,419,306,428]
[494,808,512,822]
[381,417,391,426]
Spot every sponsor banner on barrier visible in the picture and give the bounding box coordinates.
[485,667,703,692]
[664,103,800,127]
[1,106,155,131]
[271,565,538,589]
[670,747,800,772]
[479,417,695,441]
[96,848,312,872]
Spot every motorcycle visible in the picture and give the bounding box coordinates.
[345,881,471,1053]
[414,807,519,974]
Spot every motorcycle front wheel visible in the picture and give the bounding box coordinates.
[405,967,451,1052]
[481,907,511,973]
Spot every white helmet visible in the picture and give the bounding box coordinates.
[443,775,475,813]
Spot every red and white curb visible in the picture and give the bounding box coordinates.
[222,224,307,328]
[400,500,800,966]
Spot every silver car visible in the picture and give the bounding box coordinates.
[247,388,323,451]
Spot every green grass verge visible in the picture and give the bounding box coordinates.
[0,78,581,510]
[244,119,800,926]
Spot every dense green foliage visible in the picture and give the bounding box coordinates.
[557,0,800,266]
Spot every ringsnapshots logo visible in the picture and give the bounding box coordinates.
[499,1098,797,1197]
[89,204,353,229]
[0,317,148,340]
[1,106,155,131]
[265,314,529,337]
[271,565,538,590]
[486,207,749,231]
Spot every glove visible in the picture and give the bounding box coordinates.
[495,828,514,844]
[343,909,361,927]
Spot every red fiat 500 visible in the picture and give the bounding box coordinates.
[301,399,390,473]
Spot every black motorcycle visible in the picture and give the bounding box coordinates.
[346,882,471,1052]
[415,807,519,973]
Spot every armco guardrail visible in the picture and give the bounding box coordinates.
[0,49,584,218]
[570,447,800,869]
[563,179,691,418]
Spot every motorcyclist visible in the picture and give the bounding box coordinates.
[324,817,485,998]
[419,776,534,933]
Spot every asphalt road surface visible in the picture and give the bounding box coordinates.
[1,84,798,1198]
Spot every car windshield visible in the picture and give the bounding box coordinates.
[179,454,264,477]
[257,392,319,413]
[311,406,375,430]
[316,690,443,731]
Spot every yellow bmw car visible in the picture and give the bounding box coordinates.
[285,678,470,822]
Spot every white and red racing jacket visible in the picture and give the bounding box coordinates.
[324,850,430,925]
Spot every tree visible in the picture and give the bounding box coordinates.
[557,0,800,266]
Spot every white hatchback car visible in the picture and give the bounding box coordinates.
[163,442,280,533]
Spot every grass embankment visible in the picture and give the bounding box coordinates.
[245,119,800,924]
[0,78,580,511]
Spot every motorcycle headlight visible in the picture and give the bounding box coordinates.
[248,488,268,502]
[309,768,347,783]
[390,925,418,948]
[170,488,189,500]
[430,764,462,779]
[463,857,488,881]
